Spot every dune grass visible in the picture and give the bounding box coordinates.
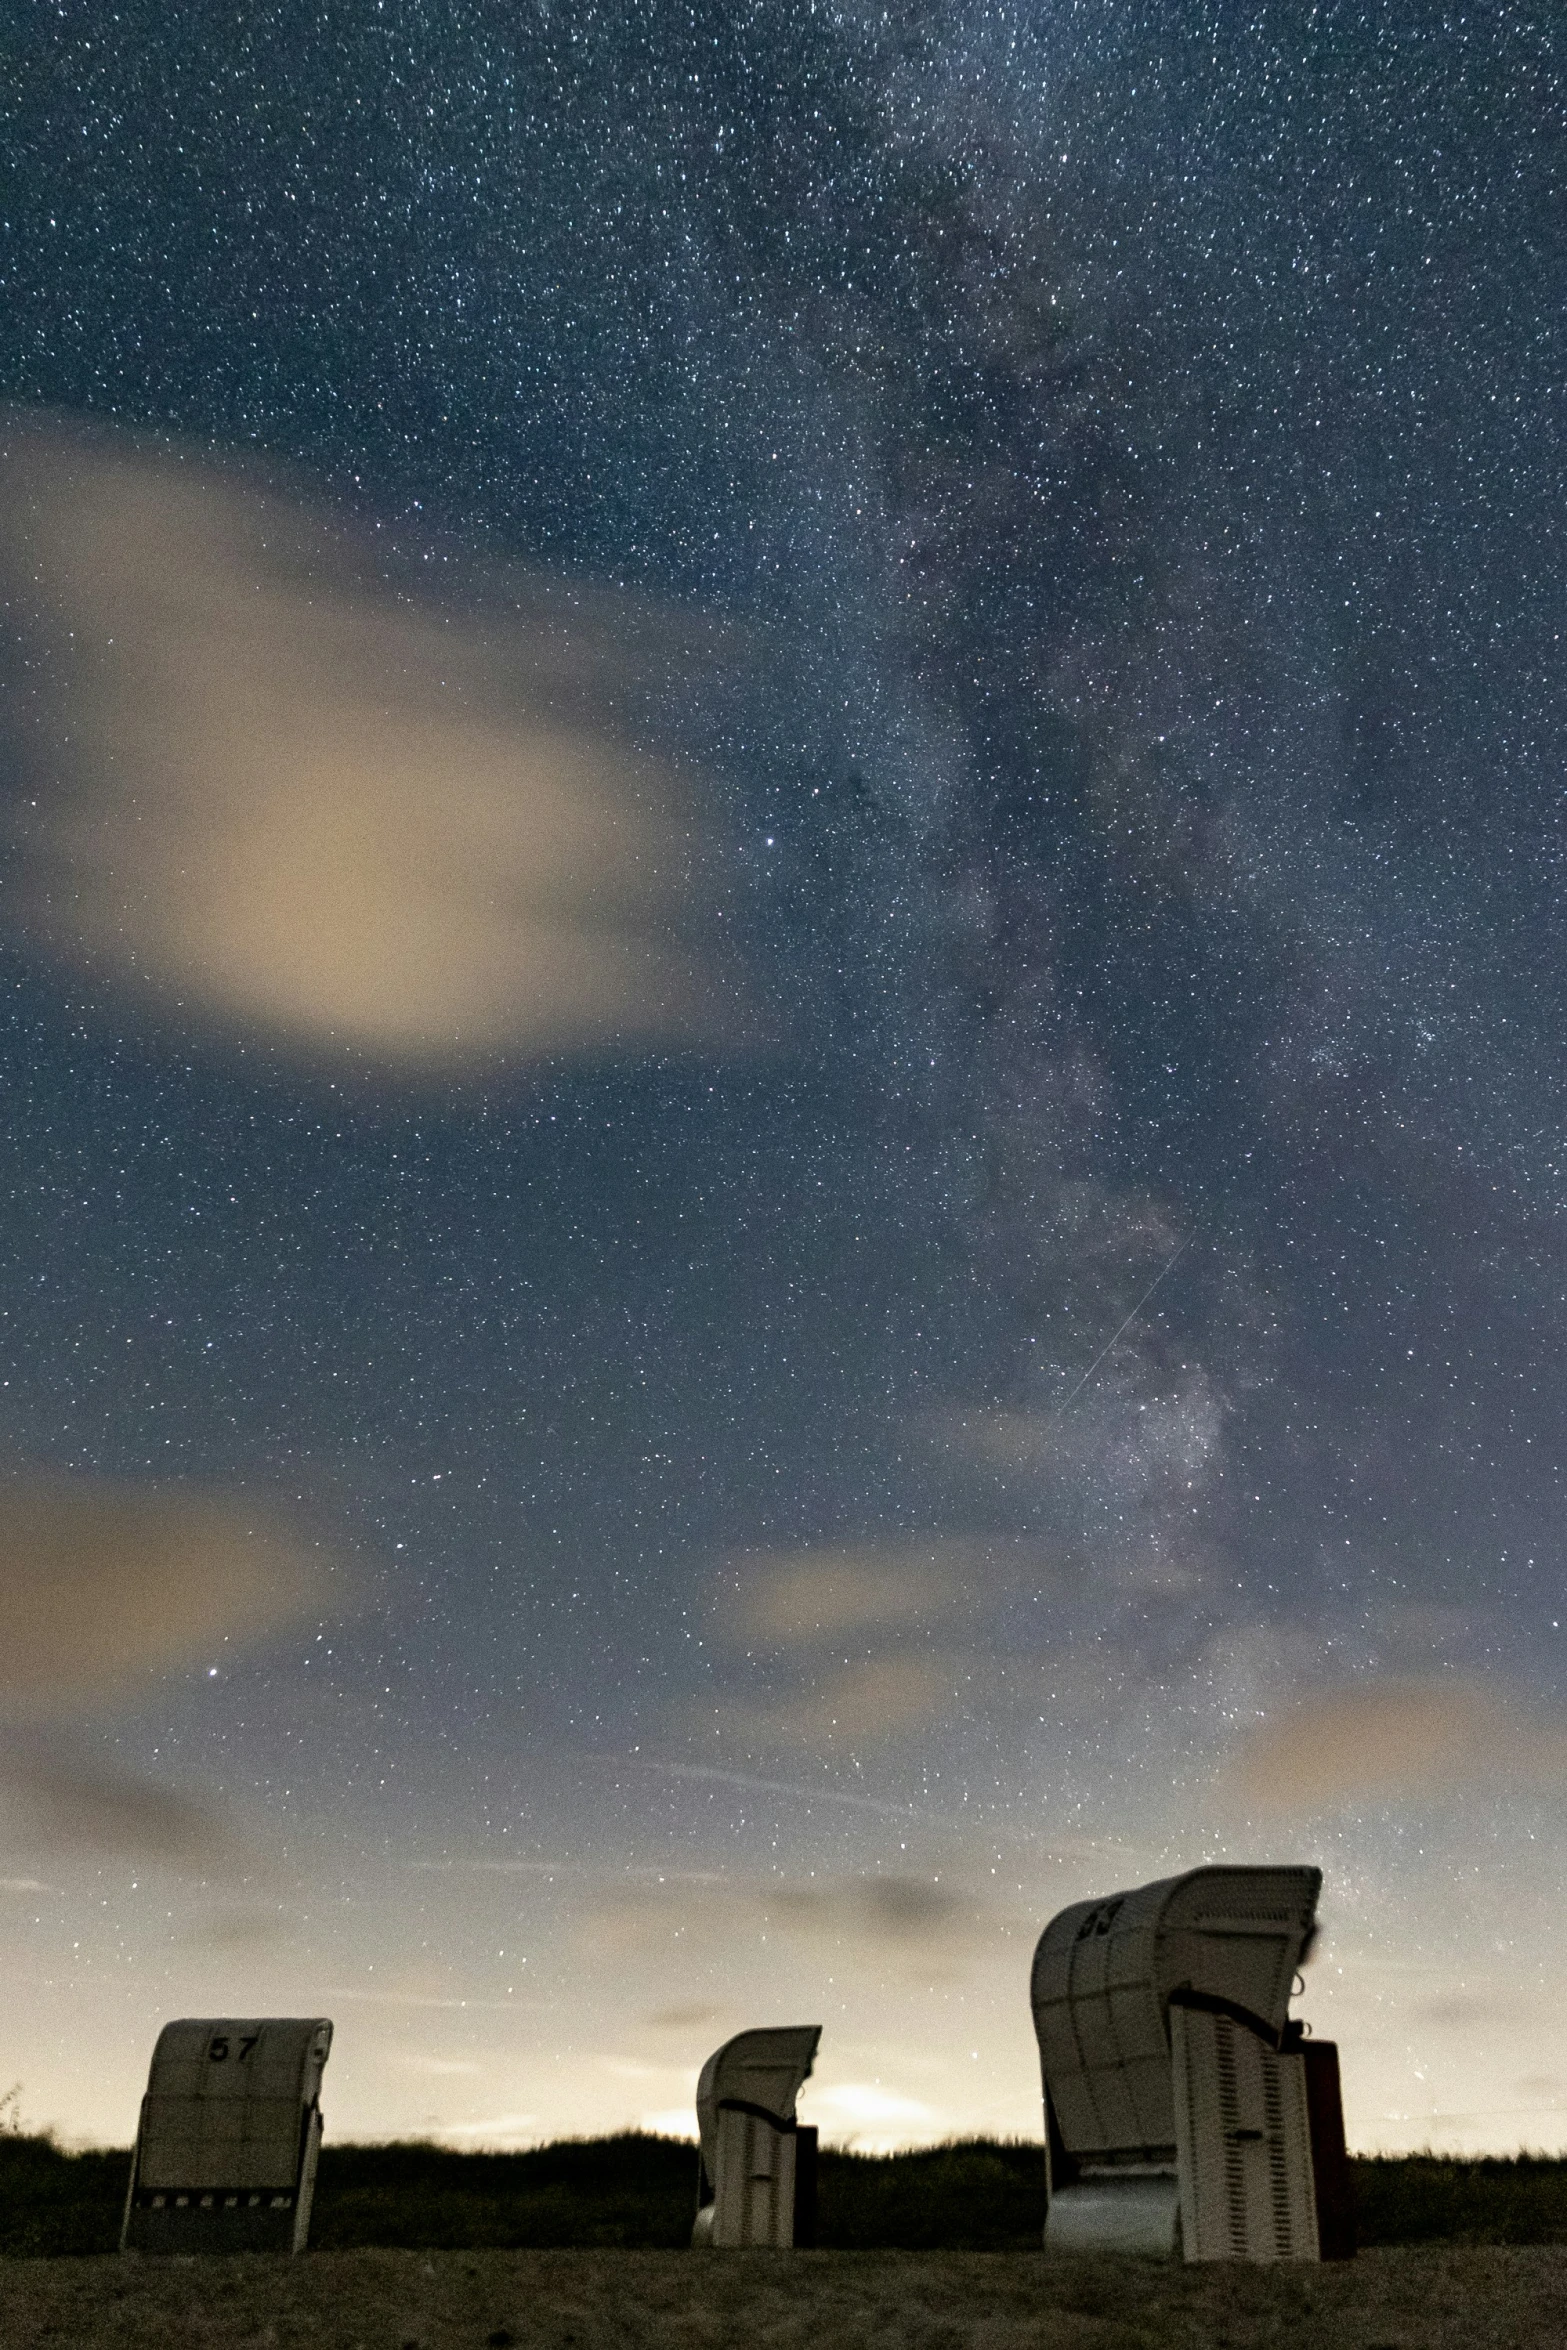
[4,2128,1567,2257]
[3,2243,1567,2350]
[5,2139,1567,2350]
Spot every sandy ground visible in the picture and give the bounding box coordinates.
[2,2245,1565,2349]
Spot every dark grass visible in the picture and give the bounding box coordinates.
[1350,2152,1567,2247]
[3,2131,1566,2259]
[314,2135,1049,2253]
[0,2138,128,2259]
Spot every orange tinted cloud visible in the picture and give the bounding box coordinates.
[0,415,729,1072]
[0,1472,323,1705]
[1228,1676,1567,1809]
[721,1543,985,1645]
[753,1653,952,1748]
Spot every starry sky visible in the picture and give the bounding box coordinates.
[1,2,1565,2157]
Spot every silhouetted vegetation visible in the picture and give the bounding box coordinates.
[0,2136,129,2259]
[313,2134,699,2252]
[3,2131,1567,2259]
[1352,2152,1567,2247]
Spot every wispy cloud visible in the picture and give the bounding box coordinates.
[410,1853,732,1882]
[0,1741,248,1872]
[717,1542,985,1644]
[753,1653,953,1747]
[0,414,733,1075]
[323,1987,541,2012]
[634,1758,924,1819]
[1226,1676,1567,1809]
[769,1873,976,1950]
[0,1470,325,1705]
[586,1868,995,1974]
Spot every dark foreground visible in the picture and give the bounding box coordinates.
[7,2134,1567,2257]
[2,2245,1566,2350]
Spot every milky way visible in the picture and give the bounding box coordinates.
[1,3,1564,2154]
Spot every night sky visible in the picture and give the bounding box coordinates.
[1,3,1564,2155]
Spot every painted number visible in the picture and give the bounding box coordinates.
[207,2033,261,2062]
